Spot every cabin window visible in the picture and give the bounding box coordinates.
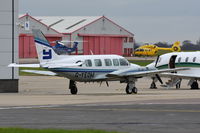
[85,59,92,67]
[104,59,112,66]
[193,57,196,62]
[94,59,102,66]
[113,59,119,66]
[178,57,181,63]
[158,58,161,63]
[136,49,140,51]
[119,58,129,66]
[185,57,189,62]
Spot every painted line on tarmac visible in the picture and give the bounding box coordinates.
[0,105,60,110]
[40,107,200,113]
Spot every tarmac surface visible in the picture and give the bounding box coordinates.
[0,76,200,133]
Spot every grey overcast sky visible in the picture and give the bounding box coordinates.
[19,0,200,44]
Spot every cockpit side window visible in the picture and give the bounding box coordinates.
[94,59,102,67]
[158,58,161,63]
[113,59,119,66]
[140,49,144,51]
[104,59,112,66]
[85,59,92,67]
[119,58,129,66]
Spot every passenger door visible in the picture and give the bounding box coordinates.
[169,55,177,69]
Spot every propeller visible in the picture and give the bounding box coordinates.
[155,55,160,67]
[99,81,109,87]
[106,81,109,87]
[154,55,163,84]
[155,74,163,84]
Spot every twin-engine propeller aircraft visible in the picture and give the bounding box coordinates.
[147,52,200,89]
[9,29,187,95]
[134,41,181,56]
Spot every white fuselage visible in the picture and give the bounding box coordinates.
[44,54,140,82]
[147,51,200,76]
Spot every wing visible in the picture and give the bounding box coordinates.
[21,70,57,76]
[46,62,83,68]
[8,63,40,68]
[160,73,200,79]
[8,62,83,68]
[106,67,189,78]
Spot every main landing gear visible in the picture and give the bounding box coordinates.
[69,80,78,94]
[150,81,157,89]
[191,80,199,90]
[125,81,138,94]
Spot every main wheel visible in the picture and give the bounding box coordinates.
[132,87,138,94]
[126,84,132,94]
[70,86,78,94]
[191,81,199,90]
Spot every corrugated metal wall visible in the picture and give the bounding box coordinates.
[83,36,123,55]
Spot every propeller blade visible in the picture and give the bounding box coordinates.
[106,81,109,87]
[155,74,163,84]
[155,55,160,67]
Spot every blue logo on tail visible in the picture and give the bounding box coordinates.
[43,49,52,59]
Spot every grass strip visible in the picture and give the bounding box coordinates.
[0,128,121,133]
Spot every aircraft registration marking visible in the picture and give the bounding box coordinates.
[75,72,95,79]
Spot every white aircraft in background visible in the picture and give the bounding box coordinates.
[9,29,187,94]
[147,52,200,89]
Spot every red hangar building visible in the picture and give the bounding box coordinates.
[18,14,135,58]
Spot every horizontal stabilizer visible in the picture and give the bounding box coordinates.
[21,70,57,76]
[8,63,40,68]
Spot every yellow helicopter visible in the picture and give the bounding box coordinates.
[134,41,181,56]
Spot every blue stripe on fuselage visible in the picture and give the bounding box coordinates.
[49,68,117,73]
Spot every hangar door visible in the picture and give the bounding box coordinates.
[83,36,123,55]
[19,34,61,58]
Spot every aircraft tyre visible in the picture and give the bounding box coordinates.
[70,86,78,94]
[132,87,138,94]
[69,80,78,94]
[126,84,132,94]
[191,81,199,90]
[126,84,137,94]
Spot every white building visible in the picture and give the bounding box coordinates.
[0,0,18,92]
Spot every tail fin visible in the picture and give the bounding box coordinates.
[172,41,181,52]
[32,29,58,64]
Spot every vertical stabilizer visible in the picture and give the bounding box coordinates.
[32,29,58,64]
